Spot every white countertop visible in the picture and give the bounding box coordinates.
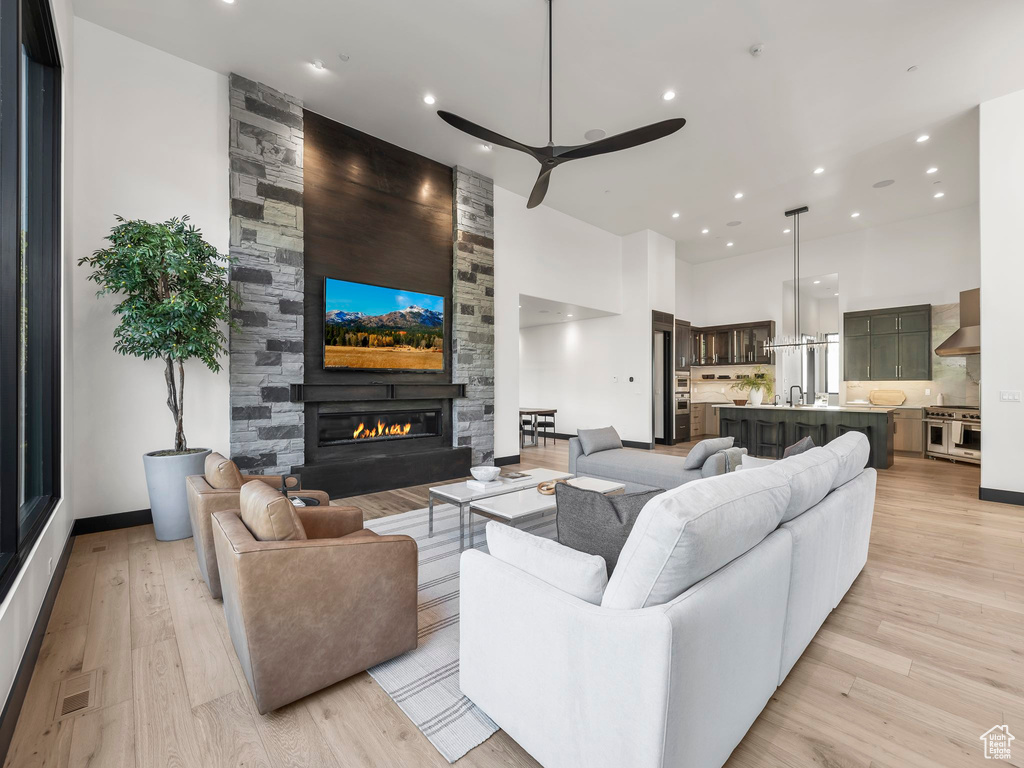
[712,403,895,414]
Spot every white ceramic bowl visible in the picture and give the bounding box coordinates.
[470,465,501,483]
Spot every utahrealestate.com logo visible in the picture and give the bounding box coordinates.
[980,725,1015,760]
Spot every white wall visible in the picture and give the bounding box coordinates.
[0,0,76,720]
[72,19,231,517]
[979,89,1024,496]
[494,185,624,457]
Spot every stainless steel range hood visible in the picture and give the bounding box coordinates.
[935,288,980,356]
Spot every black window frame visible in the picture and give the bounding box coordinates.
[0,0,63,603]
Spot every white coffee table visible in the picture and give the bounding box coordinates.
[428,468,572,550]
[467,476,625,549]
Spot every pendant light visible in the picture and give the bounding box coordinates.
[764,206,831,356]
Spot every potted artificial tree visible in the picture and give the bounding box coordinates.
[736,365,775,407]
[79,216,237,540]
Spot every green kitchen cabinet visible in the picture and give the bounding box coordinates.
[845,335,871,381]
[844,304,931,381]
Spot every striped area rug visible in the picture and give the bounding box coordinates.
[365,502,557,763]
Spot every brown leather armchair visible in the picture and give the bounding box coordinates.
[211,482,418,714]
[185,452,331,598]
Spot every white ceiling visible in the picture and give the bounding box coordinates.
[518,295,615,329]
[75,0,1024,262]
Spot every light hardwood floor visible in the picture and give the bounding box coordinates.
[5,441,1024,768]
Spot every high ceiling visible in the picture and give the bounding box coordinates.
[75,0,1024,261]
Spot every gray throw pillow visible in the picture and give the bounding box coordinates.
[577,426,623,456]
[555,484,664,575]
[682,436,734,469]
[783,436,815,458]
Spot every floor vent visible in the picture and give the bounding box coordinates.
[91,545,107,553]
[51,670,101,723]
[61,689,90,716]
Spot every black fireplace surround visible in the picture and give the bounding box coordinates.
[290,383,470,498]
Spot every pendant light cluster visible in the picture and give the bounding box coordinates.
[765,206,832,356]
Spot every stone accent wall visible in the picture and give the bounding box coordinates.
[452,166,495,465]
[227,74,305,474]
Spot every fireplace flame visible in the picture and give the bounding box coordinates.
[352,420,413,440]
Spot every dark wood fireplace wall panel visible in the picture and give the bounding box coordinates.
[301,110,454,386]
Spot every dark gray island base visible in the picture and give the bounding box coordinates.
[714,405,894,469]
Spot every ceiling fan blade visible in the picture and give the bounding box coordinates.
[437,111,541,159]
[556,118,687,161]
[527,167,554,209]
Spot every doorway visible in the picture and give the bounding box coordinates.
[652,312,675,445]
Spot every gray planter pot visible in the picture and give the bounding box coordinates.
[143,448,211,541]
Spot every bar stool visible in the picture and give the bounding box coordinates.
[719,417,749,450]
[794,421,828,447]
[838,424,874,466]
[754,420,785,459]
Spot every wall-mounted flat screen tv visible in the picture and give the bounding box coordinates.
[323,277,445,371]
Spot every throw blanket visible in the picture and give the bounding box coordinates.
[716,446,746,473]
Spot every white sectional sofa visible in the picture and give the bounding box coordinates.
[459,432,876,768]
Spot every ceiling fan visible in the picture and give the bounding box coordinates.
[437,0,686,209]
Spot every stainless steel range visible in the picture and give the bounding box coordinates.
[925,405,981,464]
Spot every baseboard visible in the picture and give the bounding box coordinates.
[522,431,654,451]
[0,531,74,766]
[494,454,520,466]
[71,508,153,536]
[979,487,1024,507]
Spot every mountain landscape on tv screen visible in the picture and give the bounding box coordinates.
[325,305,443,331]
[323,282,445,370]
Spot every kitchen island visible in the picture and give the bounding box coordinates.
[713,404,894,469]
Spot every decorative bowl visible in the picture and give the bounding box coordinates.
[470,466,501,483]
[733,399,748,406]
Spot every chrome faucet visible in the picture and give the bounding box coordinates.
[789,385,805,407]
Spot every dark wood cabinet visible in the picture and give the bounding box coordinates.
[843,304,931,381]
[689,321,776,367]
[674,320,692,370]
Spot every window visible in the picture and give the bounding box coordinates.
[0,0,62,602]
[826,333,840,395]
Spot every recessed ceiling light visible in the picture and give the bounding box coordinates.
[662,90,676,101]
[311,59,326,72]
[873,179,895,188]
[734,192,744,199]
[584,128,606,141]
[222,0,235,4]
[423,94,436,105]
[916,134,929,143]
[934,191,945,198]
[783,228,791,234]
[851,212,861,218]
[907,65,918,73]
[814,167,825,175]
[834,292,840,297]
[482,143,492,151]
[567,314,573,318]
[671,212,680,218]
[726,242,734,247]
[727,220,742,227]
[518,305,522,309]
[813,280,821,284]
[338,53,351,62]
[927,167,938,174]
[701,228,709,234]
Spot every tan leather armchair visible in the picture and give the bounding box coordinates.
[211,483,418,714]
[186,452,331,598]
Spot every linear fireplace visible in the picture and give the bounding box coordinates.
[320,409,442,447]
